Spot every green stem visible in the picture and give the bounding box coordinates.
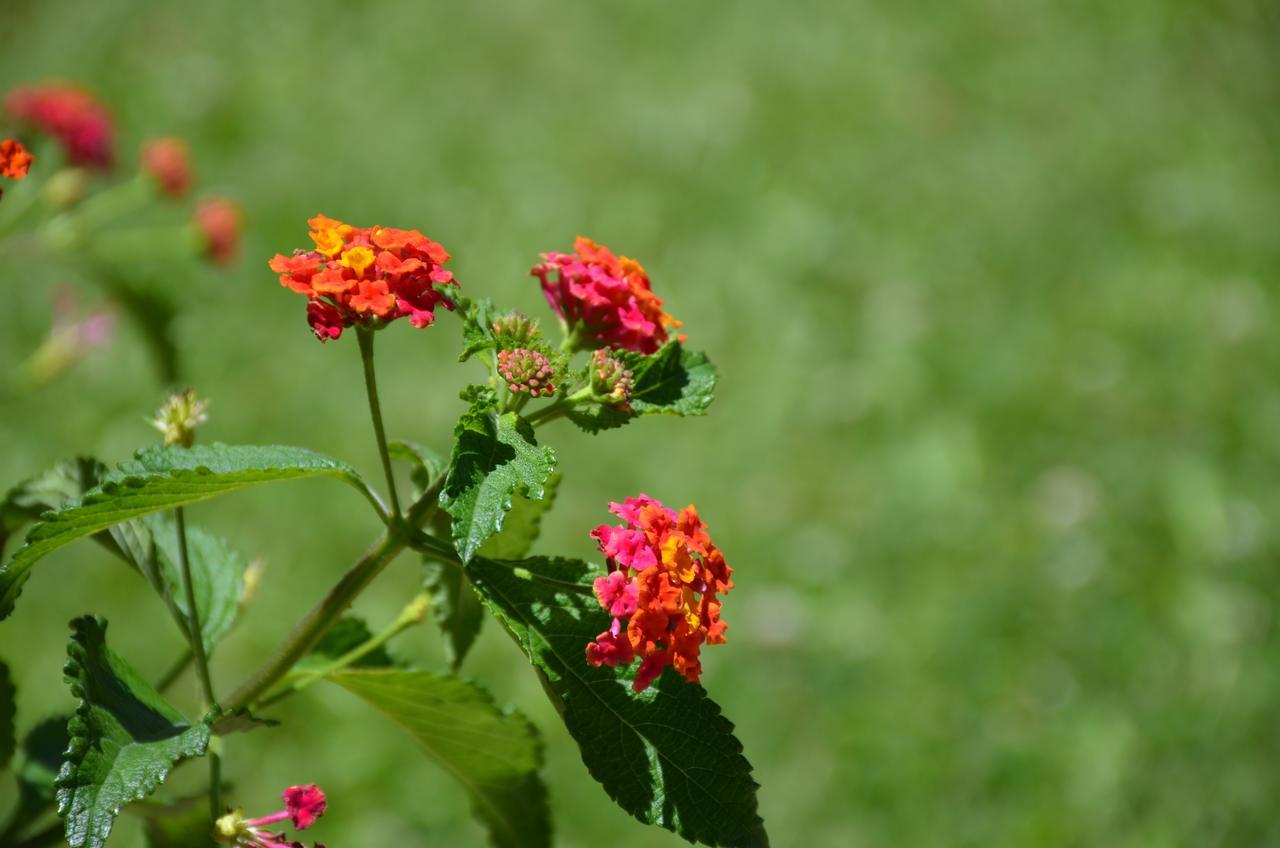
[524,385,592,427]
[174,507,221,820]
[357,327,402,520]
[223,477,444,714]
[255,591,432,708]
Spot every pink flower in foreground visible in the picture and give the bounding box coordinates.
[216,784,328,847]
[531,236,680,354]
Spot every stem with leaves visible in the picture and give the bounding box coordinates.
[173,507,222,820]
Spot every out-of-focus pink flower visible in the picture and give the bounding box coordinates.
[18,288,116,387]
[194,196,241,266]
[6,84,113,168]
[140,136,193,198]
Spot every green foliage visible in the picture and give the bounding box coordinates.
[458,297,502,362]
[330,669,551,848]
[389,439,448,493]
[139,801,213,848]
[296,615,397,672]
[151,519,248,655]
[569,342,717,434]
[0,659,13,771]
[440,391,557,563]
[426,474,562,670]
[0,444,372,621]
[17,716,70,802]
[422,557,486,671]
[56,617,210,848]
[467,556,767,847]
[0,457,108,556]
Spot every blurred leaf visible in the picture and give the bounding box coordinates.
[330,669,550,848]
[389,439,448,494]
[56,617,210,848]
[440,391,557,563]
[467,555,768,848]
[141,801,213,848]
[208,707,278,737]
[17,716,70,801]
[0,457,109,557]
[101,272,180,386]
[569,342,717,434]
[422,557,485,671]
[149,517,247,656]
[0,660,13,771]
[294,615,397,673]
[0,444,376,621]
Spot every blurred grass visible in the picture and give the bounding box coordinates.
[2,0,1279,845]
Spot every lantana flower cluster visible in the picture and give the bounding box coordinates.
[586,495,733,691]
[6,83,113,168]
[270,215,455,341]
[497,347,558,397]
[216,784,328,848]
[532,236,679,354]
[0,138,33,201]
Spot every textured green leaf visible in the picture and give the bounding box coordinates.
[0,659,13,771]
[458,297,501,362]
[467,556,767,848]
[440,393,557,563]
[56,617,210,848]
[569,342,717,433]
[0,444,374,621]
[478,473,561,561]
[330,669,550,848]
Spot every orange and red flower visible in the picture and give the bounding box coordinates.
[0,139,33,180]
[0,138,33,201]
[269,215,456,342]
[531,237,679,354]
[586,495,733,691]
[140,136,193,198]
[6,84,112,168]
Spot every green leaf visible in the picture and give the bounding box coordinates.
[570,342,717,434]
[149,518,247,655]
[0,444,374,621]
[477,473,561,561]
[330,669,550,848]
[422,557,485,671]
[295,615,397,673]
[467,556,768,848]
[0,458,109,557]
[389,439,448,495]
[18,716,70,801]
[56,617,210,848]
[458,297,501,362]
[0,660,13,771]
[440,394,557,563]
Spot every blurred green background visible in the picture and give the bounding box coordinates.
[2,0,1279,845]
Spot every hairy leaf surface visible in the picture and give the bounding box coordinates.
[440,392,557,563]
[56,617,210,848]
